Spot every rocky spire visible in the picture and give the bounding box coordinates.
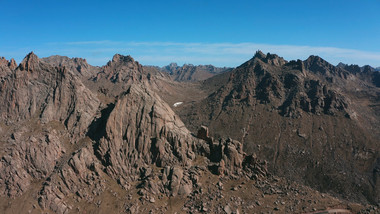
[8,58,17,70]
[19,51,39,71]
[111,54,135,64]
[254,50,266,59]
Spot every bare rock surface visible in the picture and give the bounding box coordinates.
[177,51,380,205]
[0,130,65,198]
[0,52,100,136]
[0,52,378,213]
[42,55,100,77]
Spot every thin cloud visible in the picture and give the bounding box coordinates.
[7,41,380,67]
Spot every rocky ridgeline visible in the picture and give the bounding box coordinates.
[35,83,268,213]
[42,55,99,77]
[179,50,380,206]
[0,52,378,213]
[207,51,352,118]
[146,62,231,82]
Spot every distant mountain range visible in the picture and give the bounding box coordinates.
[145,63,232,82]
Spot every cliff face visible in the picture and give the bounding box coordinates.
[0,52,100,135]
[0,52,378,213]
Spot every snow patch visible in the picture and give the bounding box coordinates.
[173,102,183,107]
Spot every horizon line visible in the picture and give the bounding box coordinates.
[2,41,380,68]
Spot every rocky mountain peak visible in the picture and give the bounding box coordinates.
[336,62,346,67]
[19,51,40,71]
[338,63,361,74]
[168,62,178,68]
[0,57,8,66]
[0,57,17,71]
[252,50,287,67]
[111,54,135,64]
[9,58,17,70]
[41,55,98,77]
[304,55,331,68]
[303,55,350,79]
[254,50,266,59]
[95,54,145,83]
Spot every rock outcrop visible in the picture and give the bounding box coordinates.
[94,54,145,83]
[96,84,198,179]
[0,52,100,136]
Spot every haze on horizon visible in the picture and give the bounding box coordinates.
[1,0,379,68]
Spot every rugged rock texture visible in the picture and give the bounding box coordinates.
[0,52,100,136]
[0,129,65,198]
[95,84,198,179]
[0,52,378,213]
[34,83,270,214]
[338,62,380,87]
[177,51,380,205]
[0,57,13,79]
[94,54,145,83]
[42,55,100,77]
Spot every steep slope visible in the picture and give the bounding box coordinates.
[177,51,380,205]
[337,63,380,87]
[0,52,100,199]
[0,52,100,134]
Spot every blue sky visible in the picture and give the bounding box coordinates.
[1,0,379,67]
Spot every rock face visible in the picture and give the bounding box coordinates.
[94,54,146,83]
[96,84,198,178]
[35,83,268,213]
[0,52,100,135]
[0,57,15,78]
[0,130,65,197]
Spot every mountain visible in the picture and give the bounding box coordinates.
[175,51,380,205]
[0,52,378,214]
[337,62,380,88]
[41,55,100,77]
[146,63,231,82]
